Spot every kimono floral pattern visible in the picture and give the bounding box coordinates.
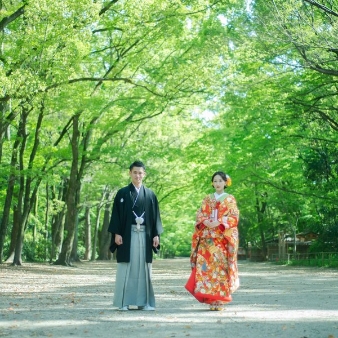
[186,193,239,304]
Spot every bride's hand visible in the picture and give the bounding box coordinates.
[209,220,220,228]
[204,220,220,228]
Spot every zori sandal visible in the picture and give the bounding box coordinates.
[209,302,217,311]
[215,301,224,311]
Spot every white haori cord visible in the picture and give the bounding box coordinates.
[133,211,145,230]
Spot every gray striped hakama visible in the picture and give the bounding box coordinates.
[113,225,155,308]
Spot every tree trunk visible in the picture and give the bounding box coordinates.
[4,205,20,263]
[51,211,65,263]
[98,199,113,260]
[255,188,268,260]
[54,114,80,266]
[11,110,28,266]
[91,205,102,261]
[44,184,49,261]
[70,217,81,263]
[50,181,67,262]
[91,187,109,261]
[12,109,44,265]
[12,210,27,266]
[0,101,5,163]
[0,136,20,263]
[84,206,91,260]
[0,100,17,163]
[12,176,26,266]
[12,182,42,266]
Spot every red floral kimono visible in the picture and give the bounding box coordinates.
[185,193,239,304]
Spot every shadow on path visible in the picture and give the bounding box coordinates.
[1,258,337,338]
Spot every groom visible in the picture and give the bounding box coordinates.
[109,160,163,311]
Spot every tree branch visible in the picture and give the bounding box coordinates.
[54,116,74,147]
[290,134,338,144]
[294,45,338,76]
[45,77,165,97]
[304,0,338,17]
[251,174,337,202]
[308,64,338,76]
[99,0,119,16]
[0,4,25,31]
[157,185,191,204]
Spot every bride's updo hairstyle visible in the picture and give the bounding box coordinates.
[211,171,232,188]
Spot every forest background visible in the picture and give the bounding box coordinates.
[0,0,337,266]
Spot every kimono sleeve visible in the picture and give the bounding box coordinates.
[221,195,239,229]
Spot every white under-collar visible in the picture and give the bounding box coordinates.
[133,184,142,193]
[214,192,226,199]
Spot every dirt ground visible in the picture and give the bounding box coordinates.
[1,258,338,338]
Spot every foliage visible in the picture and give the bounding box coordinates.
[277,253,338,269]
[1,0,338,262]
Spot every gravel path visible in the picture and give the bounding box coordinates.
[1,258,338,338]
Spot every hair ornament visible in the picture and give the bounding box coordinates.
[226,174,232,187]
